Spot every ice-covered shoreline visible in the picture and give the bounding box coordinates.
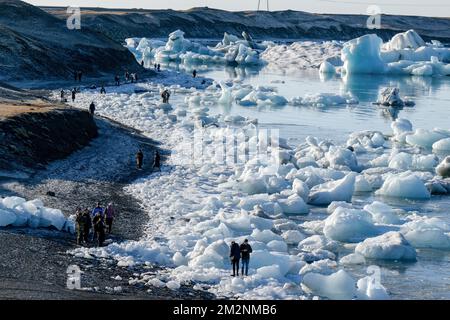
[51,63,450,300]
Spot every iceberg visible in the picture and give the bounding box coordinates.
[339,31,450,76]
[302,269,357,300]
[436,156,450,177]
[355,232,417,261]
[376,172,431,199]
[129,30,264,67]
[308,173,356,205]
[323,207,379,243]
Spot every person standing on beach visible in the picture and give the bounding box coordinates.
[91,203,104,242]
[136,149,144,169]
[153,150,161,172]
[83,208,92,243]
[75,207,85,245]
[71,88,76,102]
[161,89,170,103]
[104,202,115,234]
[60,89,65,102]
[157,64,161,72]
[229,241,241,276]
[91,202,104,218]
[89,101,96,116]
[193,69,197,78]
[92,212,105,247]
[240,239,253,276]
[115,75,120,86]
[100,86,106,94]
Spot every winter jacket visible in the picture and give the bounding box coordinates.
[230,243,241,260]
[240,243,253,259]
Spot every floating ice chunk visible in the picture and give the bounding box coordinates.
[400,216,450,249]
[282,230,306,245]
[436,156,450,177]
[341,34,387,74]
[356,275,390,300]
[363,201,401,225]
[308,173,357,205]
[267,240,288,252]
[377,87,404,107]
[383,30,425,51]
[325,146,359,171]
[251,229,283,243]
[339,253,366,265]
[278,194,309,215]
[299,259,338,276]
[376,172,431,199]
[327,201,353,214]
[432,138,450,152]
[354,175,373,193]
[292,179,310,202]
[218,82,233,105]
[391,118,413,141]
[302,270,356,300]
[250,251,292,276]
[355,231,417,261]
[298,249,336,263]
[256,265,283,280]
[405,129,448,149]
[319,61,336,74]
[323,207,378,243]
[298,235,339,253]
[291,93,358,107]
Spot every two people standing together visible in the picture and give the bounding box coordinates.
[230,239,253,277]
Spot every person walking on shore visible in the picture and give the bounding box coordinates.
[75,207,85,245]
[71,88,76,102]
[193,69,197,78]
[89,101,96,116]
[240,239,253,276]
[157,64,161,72]
[82,208,92,243]
[92,212,105,247]
[60,89,65,102]
[100,86,106,94]
[115,75,120,86]
[136,149,144,169]
[104,202,115,234]
[153,150,161,172]
[229,241,241,276]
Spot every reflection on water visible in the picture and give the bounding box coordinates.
[156,61,450,299]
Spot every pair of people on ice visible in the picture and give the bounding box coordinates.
[136,149,161,172]
[161,89,171,103]
[229,239,253,277]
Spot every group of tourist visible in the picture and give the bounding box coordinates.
[75,202,115,247]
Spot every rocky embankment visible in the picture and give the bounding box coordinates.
[0,107,97,172]
[42,6,450,44]
[0,0,144,82]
